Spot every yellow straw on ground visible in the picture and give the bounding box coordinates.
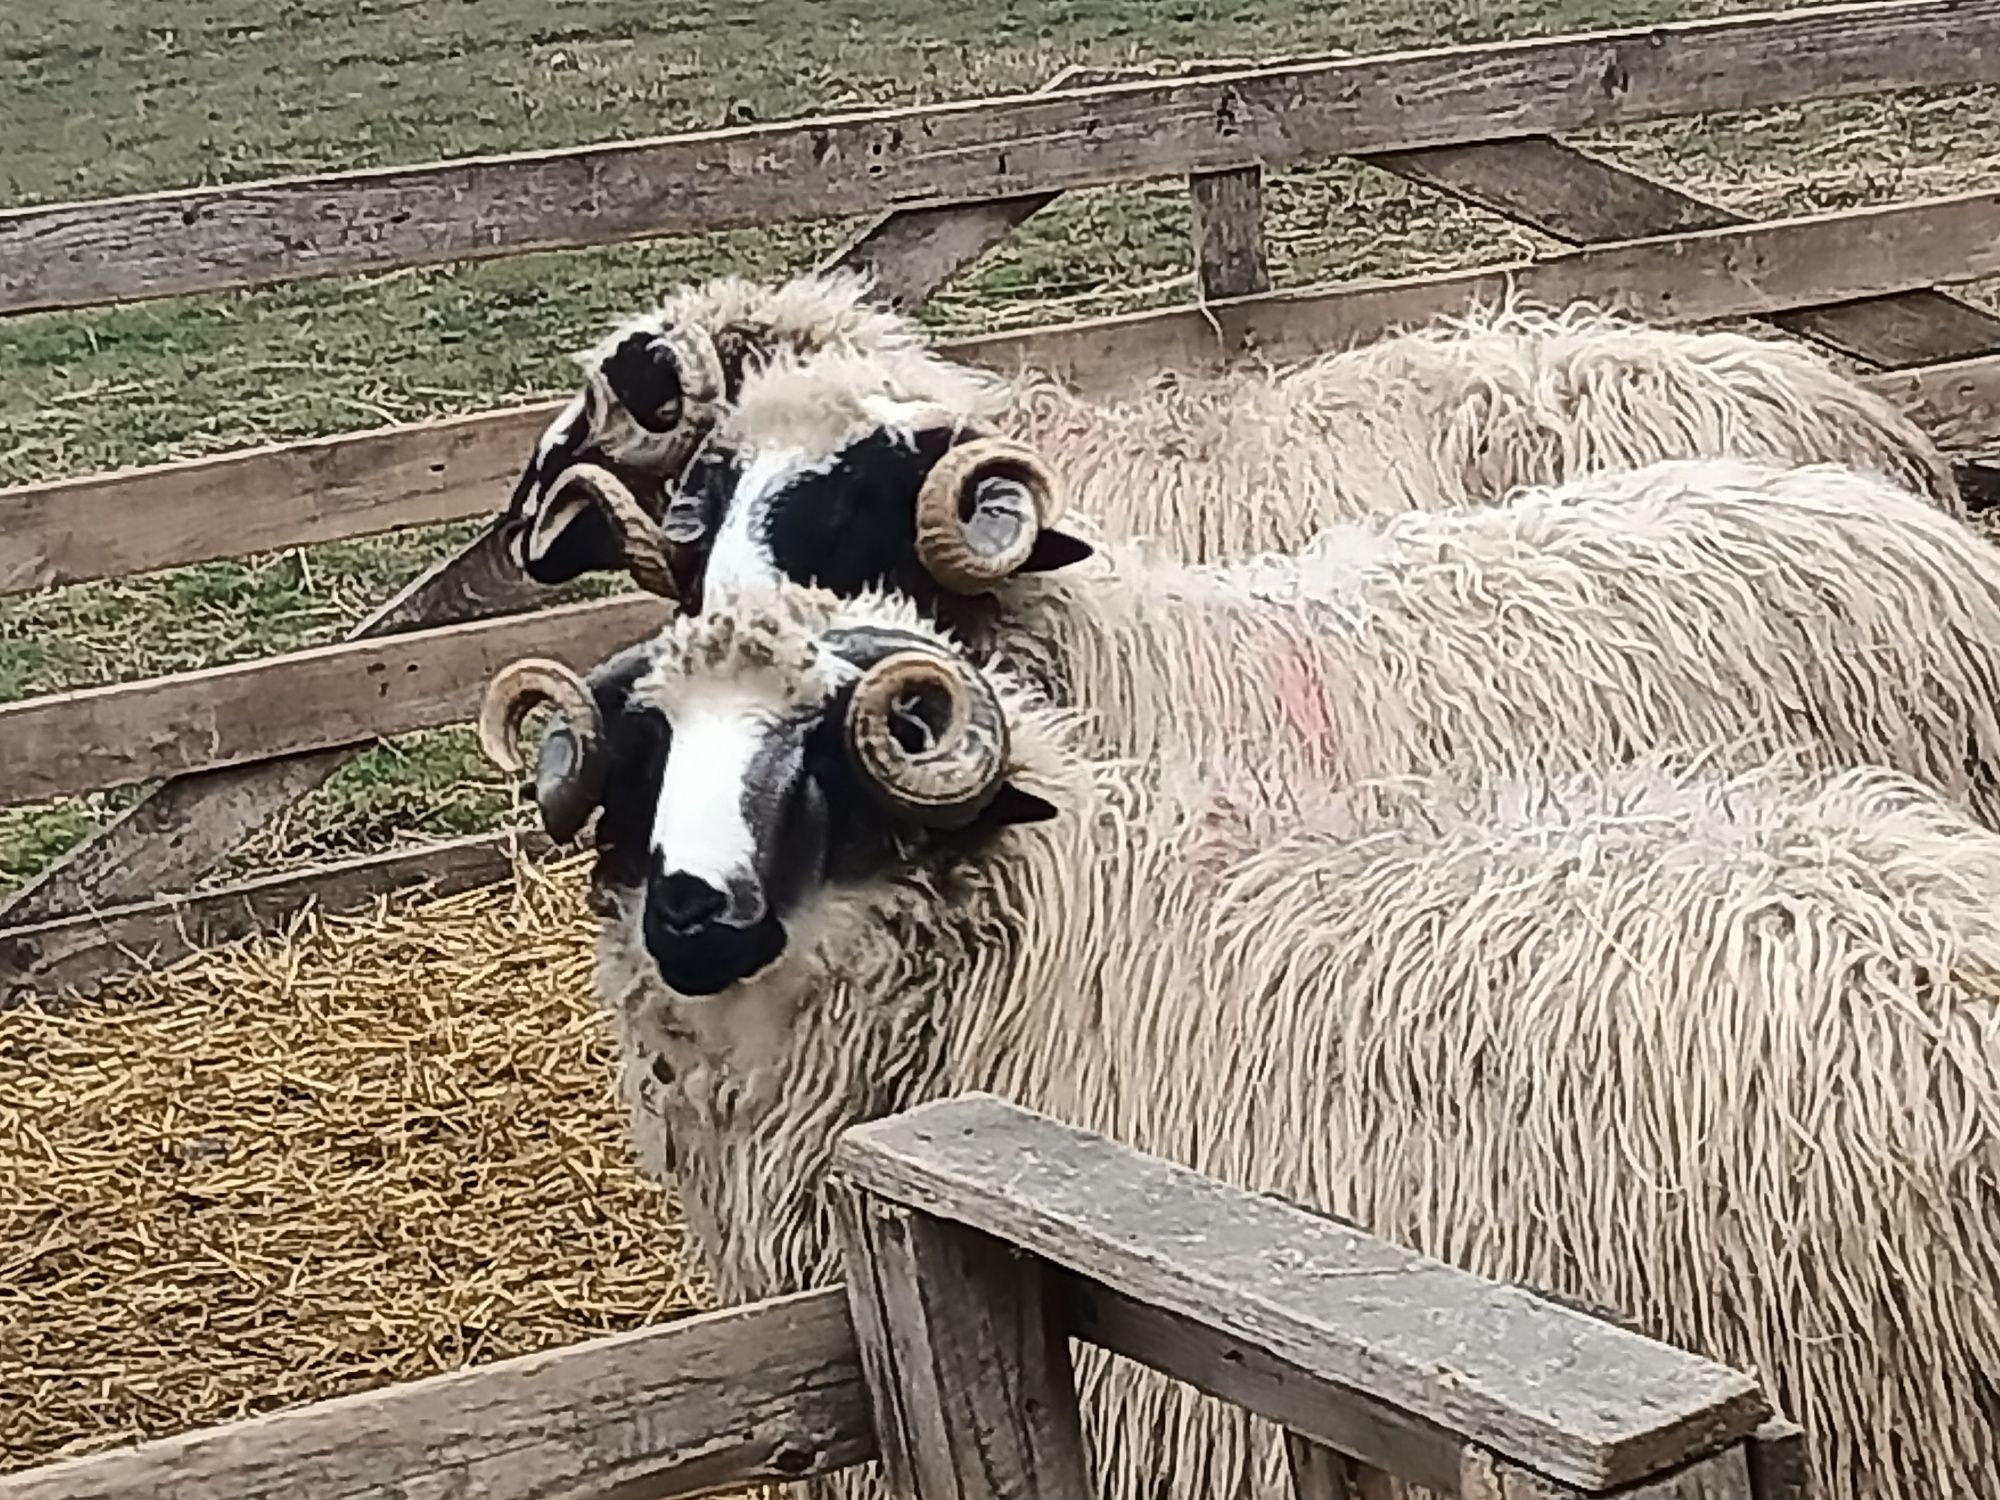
[0,849,707,1474]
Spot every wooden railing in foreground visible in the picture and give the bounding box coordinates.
[6,4,2000,998]
[0,1094,1806,1500]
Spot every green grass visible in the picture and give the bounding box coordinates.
[2,0,1997,898]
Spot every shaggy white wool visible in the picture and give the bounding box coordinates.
[597,587,2000,1500]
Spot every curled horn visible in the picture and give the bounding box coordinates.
[838,635,1010,828]
[548,463,680,599]
[913,437,1065,595]
[477,658,609,844]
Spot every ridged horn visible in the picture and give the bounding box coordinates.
[547,462,680,600]
[477,658,608,844]
[841,646,1010,828]
[657,323,726,433]
[912,437,1065,595]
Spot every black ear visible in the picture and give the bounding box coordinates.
[980,783,1060,827]
[1018,528,1095,573]
[600,330,685,433]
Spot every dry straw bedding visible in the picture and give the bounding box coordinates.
[0,853,702,1474]
[6,506,2000,1477]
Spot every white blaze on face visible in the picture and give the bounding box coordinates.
[702,446,814,594]
[649,684,789,899]
[521,394,591,563]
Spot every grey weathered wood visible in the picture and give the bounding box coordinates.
[0,830,548,1002]
[1063,1272,1469,1495]
[1286,1434,1396,1500]
[832,64,1145,310]
[7,0,1999,314]
[961,194,2000,398]
[1370,135,2000,368]
[0,523,551,926]
[831,1180,1091,1500]
[1745,1420,1808,1500]
[0,403,560,596]
[1868,352,2000,452]
[0,592,670,806]
[1460,1444,1753,1499]
[0,1288,872,1500]
[837,1095,1770,1494]
[1191,167,1272,299]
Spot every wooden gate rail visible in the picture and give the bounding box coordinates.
[0,1094,1805,1500]
[4,0,1993,316]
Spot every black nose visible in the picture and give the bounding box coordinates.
[650,872,727,935]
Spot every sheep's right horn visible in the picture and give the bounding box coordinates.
[549,463,681,600]
[478,658,610,844]
[913,438,1065,594]
[656,324,727,432]
[843,648,1010,828]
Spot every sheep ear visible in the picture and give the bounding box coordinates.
[1017,528,1094,573]
[980,783,1060,827]
[599,330,685,434]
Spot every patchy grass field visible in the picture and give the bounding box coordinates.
[3,0,2000,1477]
[3,0,1998,894]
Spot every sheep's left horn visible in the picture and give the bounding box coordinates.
[549,463,680,600]
[657,324,727,433]
[477,658,609,844]
[913,438,1065,595]
[843,648,1010,828]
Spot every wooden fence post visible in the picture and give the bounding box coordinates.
[830,1182,1092,1500]
[1190,167,1272,300]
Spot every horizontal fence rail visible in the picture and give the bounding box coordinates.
[3,0,1998,315]
[7,188,2000,595]
[0,593,670,807]
[0,1289,872,1500]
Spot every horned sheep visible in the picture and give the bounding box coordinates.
[484,352,2000,905]
[478,581,2000,1500]
[499,270,1968,599]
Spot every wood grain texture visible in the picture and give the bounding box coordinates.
[0,1289,872,1500]
[832,1182,1092,1500]
[0,404,561,595]
[0,591,670,806]
[1369,135,2000,368]
[1285,1433,1396,1500]
[1460,1444,1752,1499]
[7,0,1998,313]
[1190,167,1272,299]
[962,189,2000,393]
[1870,352,2000,451]
[836,1095,1769,1493]
[1745,1420,1809,1500]
[0,830,548,1003]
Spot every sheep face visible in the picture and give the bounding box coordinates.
[479,585,1056,996]
[672,349,1093,611]
[502,320,741,588]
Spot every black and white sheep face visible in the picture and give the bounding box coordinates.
[501,322,735,587]
[477,587,1057,999]
[672,387,1093,611]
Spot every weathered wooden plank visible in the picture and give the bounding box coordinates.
[1867,352,2000,452]
[1369,135,2000,367]
[0,592,670,806]
[7,0,1998,314]
[0,1288,872,1500]
[831,1181,1092,1500]
[1063,1273,1470,1496]
[0,830,548,1003]
[837,1095,1770,1494]
[1285,1434,1396,1500]
[962,189,2000,393]
[1190,167,1272,299]
[1459,1444,1753,1499]
[0,404,560,595]
[0,124,1069,928]
[0,524,551,926]
[1745,1420,1809,1500]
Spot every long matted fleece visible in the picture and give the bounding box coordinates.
[0,852,700,1475]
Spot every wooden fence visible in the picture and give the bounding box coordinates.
[6,1,2000,999]
[0,1093,1808,1500]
